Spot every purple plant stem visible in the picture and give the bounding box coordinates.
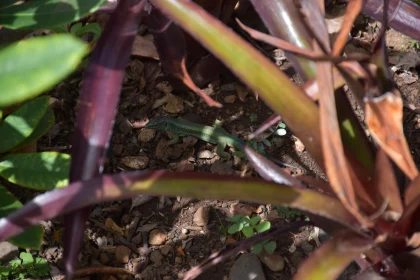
[63,0,146,277]
[362,0,420,41]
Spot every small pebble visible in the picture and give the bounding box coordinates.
[115,246,131,264]
[100,252,111,265]
[149,229,167,246]
[150,250,163,265]
[221,83,236,91]
[197,150,214,159]
[138,128,156,143]
[160,245,172,256]
[224,95,237,104]
[179,233,188,240]
[120,156,149,169]
[181,228,188,234]
[293,137,305,152]
[258,251,285,272]
[193,206,211,226]
[301,241,314,253]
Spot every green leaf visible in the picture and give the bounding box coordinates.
[278,122,286,129]
[70,22,102,41]
[0,152,70,190]
[0,0,107,30]
[0,266,11,276]
[275,128,287,136]
[241,226,254,238]
[249,216,261,226]
[228,222,243,234]
[0,35,88,108]
[249,113,258,122]
[227,214,243,223]
[263,241,277,253]
[34,257,49,272]
[19,252,33,264]
[0,96,48,152]
[252,243,263,254]
[15,107,54,149]
[255,221,271,233]
[262,138,271,147]
[8,259,21,268]
[242,216,251,224]
[0,184,43,249]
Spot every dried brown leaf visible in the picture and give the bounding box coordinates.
[131,35,159,60]
[365,92,418,180]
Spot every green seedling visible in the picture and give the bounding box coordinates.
[276,206,304,220]
[70,22,102,42]
[410,40,420,50]
[227,214,276,254]
[0,252,50,280]
[249,113,258,122]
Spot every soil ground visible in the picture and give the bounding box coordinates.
[19,4,420,280]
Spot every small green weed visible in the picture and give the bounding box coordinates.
[276,206,304,219]
[249,113,258,122]
[0,252,50,280]
[227,214,276,254]
[410,40,420,50]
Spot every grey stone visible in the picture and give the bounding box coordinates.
[229,253,266,280]
[197,150,214,159]
[0,242,18,262]
[290,251,305,268]
[150,250,163,265]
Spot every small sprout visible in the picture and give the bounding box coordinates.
[250,113,258,122]
[262,138,271,147]
[276,206,303,219]
[275,122,287,136]
[0,252,50,279]
[227,214,275,254]
[410,40,420,49]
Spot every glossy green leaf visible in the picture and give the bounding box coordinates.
[263,241,277,253]
[250,216,261,226]
[0,152,70,190]
[0,96,48,152]
[227,214,243,223]
[228,223,243,234]
[255,221,271,233]
[0,171,362,242]
[242,226,254,238]
[0,0,106,30]
[0,184,43,249]
[20,252,34,264]
[275,128,287,136]
[0,35,88,108]
[242,216,251,224]
[15,107,54,149]
[252,243,263,254]
[70,22,102,41]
